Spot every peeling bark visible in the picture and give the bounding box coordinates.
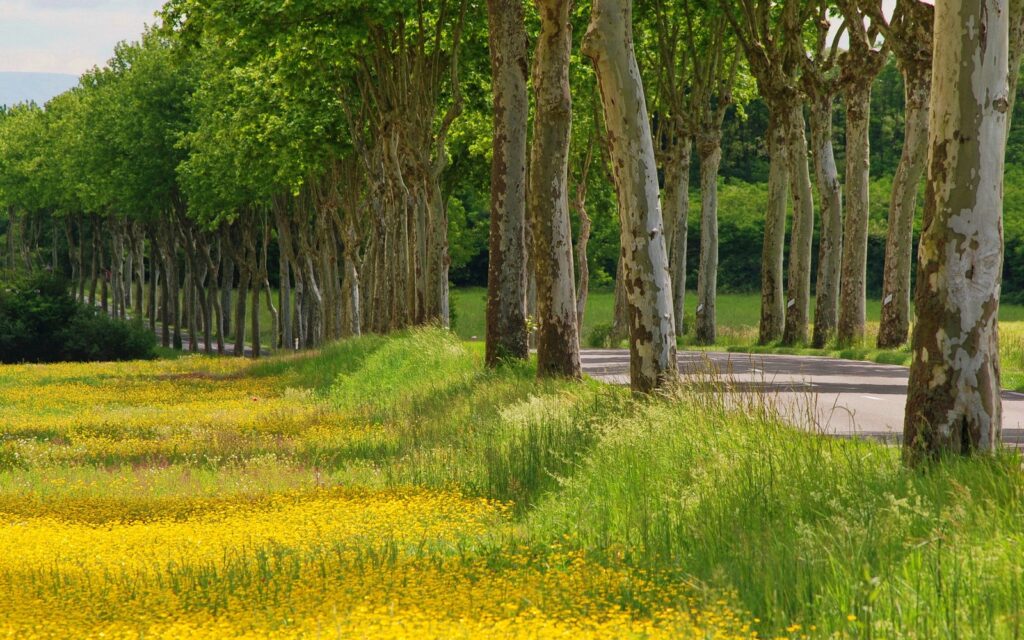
[485,0,530,366]
[877,0,934,348]
[836,84,873,345]
[584,0,678,392]
[782,105,815,346]
[531,0,582,379]
[808,93,843,347]
[662,141,692,334]
[878,75,929,348]
[760,111,788,344]
[904,0,1008,461]
[694,131,722,345]
[836,9,886,346]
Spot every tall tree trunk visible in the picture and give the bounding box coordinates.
[99,231,109,315]
[184,261,198,353]
[251,274,261,359]
[612,253,629,345]
[63,219,79,301]
[123,232,132,314]
[485,0,530,366]
[760,111,788,344]
[530,0,581,379]
[342,215,361,337]
[837,46,885,346]
[411,188,426,324]
[132,224,145,319]
[259,217,278,354]
[694,131,722,345]
[573,170,593,330]
[904,0,1008,461]
[304,256,324,346]
[204,238,225,355]
[158,253,169,348]
[157,218,181,350]
[662,140,692,335]
[584,0,678,392]
[280,254,293,349]
[51,219,58,273]
[233,265,249,357]
[221,247,233,339]
[89,217,100,307]
[76,218,86,301]
[782,104,815,345]
[4,208,14,271]
[837,85,872,344]
[810,94,843,347]
[148,231,158,334]
[878,69,931,348]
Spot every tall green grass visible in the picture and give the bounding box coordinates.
[37,327,1018,637]
[526,389,1024,637]
[313,329,1024,638]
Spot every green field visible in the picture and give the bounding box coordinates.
[2,328,1023,637]
[166,285,1024,389]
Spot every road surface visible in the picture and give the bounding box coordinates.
[580,350,1024,445]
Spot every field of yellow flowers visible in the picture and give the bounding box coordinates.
[4,328,1024,639]
[0,335,756,639]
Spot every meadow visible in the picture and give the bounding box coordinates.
[2,328,1024,638]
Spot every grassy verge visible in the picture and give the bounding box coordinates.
[2,329,1023,637]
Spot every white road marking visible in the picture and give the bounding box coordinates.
[862,395,883,401]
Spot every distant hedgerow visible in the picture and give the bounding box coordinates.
[0,272,155,363]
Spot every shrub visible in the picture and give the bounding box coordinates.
[586,322,616,348]
[0,273,155,363]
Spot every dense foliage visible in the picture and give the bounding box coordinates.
[0,1,1022,355]
[0,273,155,363]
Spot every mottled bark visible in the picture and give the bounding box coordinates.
[88,216,99,307]
[782,105,815,346]
[157,217,181,350]
[694,132,722,345]
[871,0,934,348]
[878,71,930,348]
[904,0,1008,461]
[63,219,79,301]
[572,131,596,330]
[147,231,158,333]
[612,253,629,344]
[342,214,361,338]
[837,85,873,345]
[584,0,677,392]
[530,0,581,379]
[485,0,530,366]
[131,223,145,320]
[220,249,233,339]
[280,256,293,349]
[760,112,789,344]
[837,22,886,346]
[662,140,692,335]
[809,94,843,347]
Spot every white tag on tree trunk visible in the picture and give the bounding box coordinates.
[884,294,894,305]
[787,299,796,308]
[697,304,704,313]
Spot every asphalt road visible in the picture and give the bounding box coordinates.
[580,349,1024,446]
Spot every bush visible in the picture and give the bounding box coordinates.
[586,322,616,348]
[0,273,155,363]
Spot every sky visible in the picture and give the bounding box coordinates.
[0,0,163,76]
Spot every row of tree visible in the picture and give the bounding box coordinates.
[0,0,1017,456]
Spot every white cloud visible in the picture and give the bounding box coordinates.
[0,0,162,75]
